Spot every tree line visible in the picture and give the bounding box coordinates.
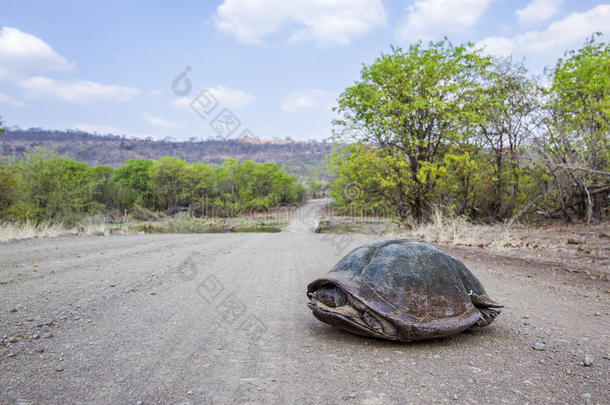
[0,150,305,225]
[0,128,333,179]
[330,35,609,223]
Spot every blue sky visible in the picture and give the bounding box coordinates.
[0,0,608,141]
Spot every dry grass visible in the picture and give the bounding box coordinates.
[0,219,125,241]
[78,222,133,236]
[0,214,288,242]
[0,220,74,242]
[402,207,513,249]
[395,207,610,273]
[313,205,609,273]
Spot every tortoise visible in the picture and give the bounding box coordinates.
[307,238,503,342]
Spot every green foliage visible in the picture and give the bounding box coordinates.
[331,36,609,224]
[149,157,195,209]
[113,159,154,207]
[7,149,92,225]
[0,161,16,212]
[88,166,120,210]
[435,150,481,217]
[215,159,305,212]
[306,177,326,198]
[146,157,304,213]
[329,143,403,217]
[474,58,540,219]
[0,150,305,225]
[334,39,493,220]
[535,35,610,221]
[551,34,609,139]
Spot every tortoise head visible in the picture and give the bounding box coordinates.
[307,283,398,340]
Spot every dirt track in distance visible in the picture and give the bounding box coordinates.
[1,201,608,404]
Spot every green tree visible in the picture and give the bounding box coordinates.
[213,159,304,213]
[0,116,12,214]
[190,163,216,199]
[88,166,123,210]
[232,160,304,210]
[183,162,217,215]
[536,35,609,221]
[436,150,481,218]
[9,150,92,224]
[306,177,326,198]
[329,143,403,217]
[333,39,492,221]
[113,159,154,207]
[213,158,241,215]
[149,157,194,210]
[474,58,539,219]
[215,158,239,197]
[0,162,16,216]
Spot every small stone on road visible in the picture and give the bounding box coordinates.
[533,342,545,351]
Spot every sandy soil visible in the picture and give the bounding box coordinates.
[0,201,608,404]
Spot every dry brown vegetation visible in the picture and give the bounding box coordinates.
[317,206,609,278]
[403,213,609,273]
[0,213,288,242]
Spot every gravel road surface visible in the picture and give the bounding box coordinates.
[1,201,608,404]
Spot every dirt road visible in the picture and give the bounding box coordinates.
[1,201,608,404]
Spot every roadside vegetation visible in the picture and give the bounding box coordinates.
[330,36,609,225]
[1,37,608,242]
[0,149,304,236]
[0,214,287,242]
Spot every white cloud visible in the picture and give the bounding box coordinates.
[0,27,73,76]
[142,113,183,129]
[477,36,516,56]
[19,76,140,103]
[0,92,25,107]
[148,89,162,96]
[171,97,192,109]
[478,4,609,59]
[396,0,492,42]
[0,27,142,107]
[516,0,563,26]
[214,0,386,46]
[206,85,254,108]
[171,86,254,109]
[281,89,335,112]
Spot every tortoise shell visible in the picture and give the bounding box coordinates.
[307,239,502,342]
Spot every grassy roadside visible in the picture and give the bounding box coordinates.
[315,208,610,276]
[0,214,287,242]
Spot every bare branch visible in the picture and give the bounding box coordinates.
[550,164,610,176]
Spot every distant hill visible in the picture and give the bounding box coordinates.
[0,128,335,179]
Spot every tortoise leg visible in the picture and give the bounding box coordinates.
[469,291,503,327]
[363,311,383,333]
[452,257,503,310]
[476,307,501,327]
